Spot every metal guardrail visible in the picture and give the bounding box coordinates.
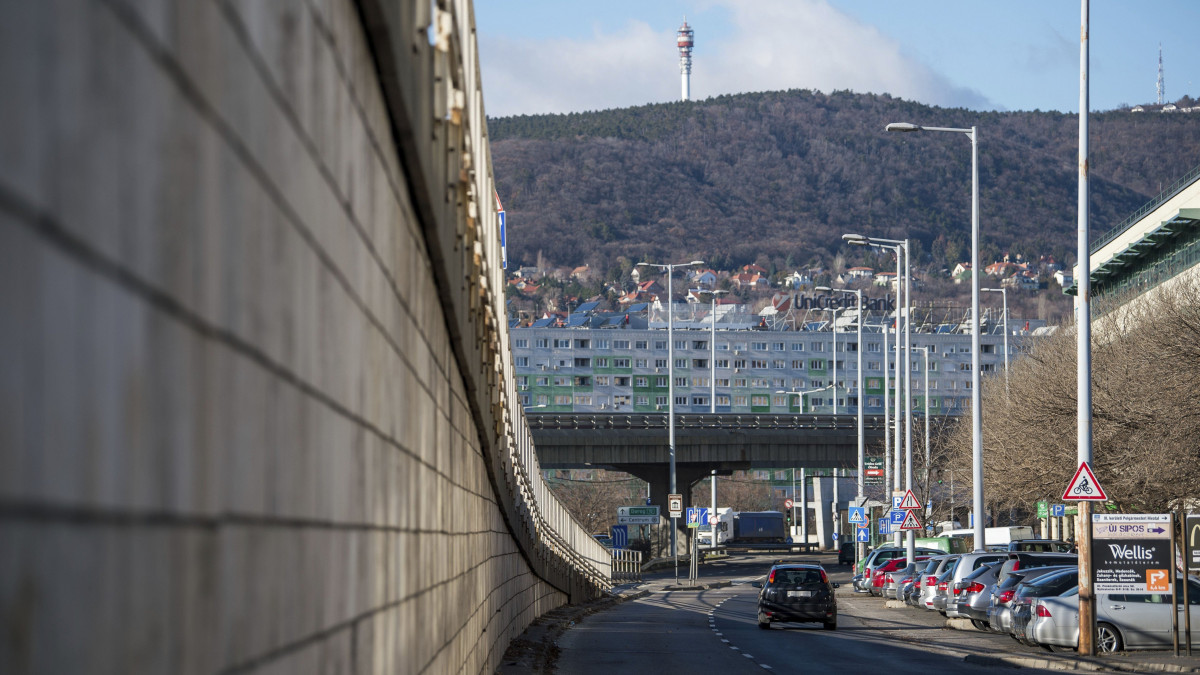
[526,412,885,431]
[611,548,643,583]
[1090,162,1200,253]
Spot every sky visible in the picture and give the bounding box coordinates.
[474,0,1200,118]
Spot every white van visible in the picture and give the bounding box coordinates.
[941,526,1035,550]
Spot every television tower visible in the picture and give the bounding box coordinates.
[677,19,694,101]
[1157,43,1165,105]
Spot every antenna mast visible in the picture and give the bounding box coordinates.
[677,19,694,101]
[1157,43,1165,105]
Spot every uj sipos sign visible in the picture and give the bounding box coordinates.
[1091,513,1172,594]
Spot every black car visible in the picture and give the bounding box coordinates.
[837,542,856,566]
[753,563,839,630]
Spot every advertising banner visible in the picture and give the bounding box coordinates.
[1092,513,1172,594]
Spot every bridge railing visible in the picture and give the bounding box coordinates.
[610,548,643,583]
[526,412,885,431]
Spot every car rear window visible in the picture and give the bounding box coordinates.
[775,569,824,585]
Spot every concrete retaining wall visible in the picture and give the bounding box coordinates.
[0,1,604,673]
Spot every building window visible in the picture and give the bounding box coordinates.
[751,359,767,369]
[635,340,648,349]
[595,358,609,368]
[553,339,571,348]
[791,378,805,388]
[636,395,649,406]
[594,376,610,386]
[574,358,591,367]
[733,395,749,407]
[773,342,786,351]
[675,396,688,405]
[733,343,747,351]
[655,358,668,369]
[655,340,667,350]
[716,359,730,369]
[514,339,529,348]
[536,376,549,386]
[751,342,768,350]
[635,358,647,368]
[614,376,631,386]
[674,377,687,387]
[520,393,531,405]
[614,358,631,368]
[716,343,730,351]
[716,378,730,387]
[536,338,549,348]
[930,398,940,407]
[733,377,747,387]
[575,395,592,406]
[635,376,649,387]
[595,339,610,349]
[614,340,631,349]
[655,376,668,387]
[573,376,591,386]
[536,395,548,405]
[691,396,708,406]
[772,395,789,407]
[554,395,571,405]
[575,339,590,349]
[959,363,971,371]
[692,377,709,387]
[675,358,687,368]
[693,358,708,368]
[751,395,769,407]
[674,340,687,350]
[516,357,529,367]
[693,340,708,350]
[716,395,730,406]
[981,363,996,373]
[812,342,825,353]
[868,397,881,407]
[809,359,826,370]
[867,342,880,353]
[772,360,786,369]
[553,376,569,386]
[655,396,668,406]
[614,395,630,406]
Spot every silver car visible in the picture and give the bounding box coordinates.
[884,561,929,600]
[1031,577,1200,652]
[986,565,1076,635]
[954,560,1003,629]
[944,551,1008,618]
[918,555,958,610]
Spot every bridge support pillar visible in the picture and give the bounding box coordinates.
[813,477,834,550]
[615,464,725,559]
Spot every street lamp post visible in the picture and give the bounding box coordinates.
[694,288,729,413]
[637,260,704,583]
[843,234,911,556]
[885,121,983,551]
[982,287,1009,394]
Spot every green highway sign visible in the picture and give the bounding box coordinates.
[1036,500,1048,519]
[618,506,660,517]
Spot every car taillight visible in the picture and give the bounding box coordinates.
[926,576,937,586]
[1036,605,1052,618]
[885,574,895,583]
[965,582,985,594]
[819,569,829,584]
[938,581,948,591]
[998,589,1015,603]
[768,570,776,583]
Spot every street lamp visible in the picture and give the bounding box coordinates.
[844,234,911,554]
[886,120,982,551]
[692,288,729,413]
[637,259,704,583]
[982,287,1009,394]
[813,286,840,414]
[776,385,833,413]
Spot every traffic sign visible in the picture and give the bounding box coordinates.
[1050,504,1066,518]
[856,518,870,529]
[1036,500,1048,519]
[611,525,629,549]
[898,490,921,510]
[856,528,870,543]
[708,514,717,525]
[618,516,659,525]
[618,506,660,517]
[686,507,708,528]
[668,494,683,517]
[1186,514,1200,571]
[899,510,922,531]
[892,495,903,510]
[879,520,893,535]
[831,531,839,541]
[848,507,866,524]
[784,498,794,510]
[1063,462,1107,501]
[889,509,906,525]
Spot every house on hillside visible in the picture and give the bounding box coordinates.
[732,273,769,290]
[952,263,973,284]
[846,267,874,281]
[985,261,1022,278]
[783,271,812,290]
[1002,271,1040,291]
[688,268,719,287]
[571,265,596,282]
[1053,270,1073,288]
[742,263,769,275]
[874,271,897,288]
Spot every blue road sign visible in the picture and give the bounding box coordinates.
[890,510,906,525]
[879,521,892,535]
[856,528,870,543]
[612,525,628,549]
[686,507,709,528]
[646,497,652,506]
[1050,504,1066,517]
[892,496,904,510]
[848,506,866,524]
[832,532,840,541]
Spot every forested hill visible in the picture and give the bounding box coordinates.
[487,89,1200,274]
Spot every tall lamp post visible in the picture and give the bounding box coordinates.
[884,120,983,552]
[693,288,729,412]
[982,287,1009,394]
[637,260,704,582]
[844,234,911,557]
[847,288,865,560]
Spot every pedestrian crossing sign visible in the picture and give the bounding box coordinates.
[848,507,866,524]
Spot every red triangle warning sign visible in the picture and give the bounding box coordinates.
[899,509,923,531]
[898,489,921,510]
[1062,462,1107,501]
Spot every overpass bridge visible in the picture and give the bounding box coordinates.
[0,1,610,673]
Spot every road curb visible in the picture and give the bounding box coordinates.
[661,580,733,592]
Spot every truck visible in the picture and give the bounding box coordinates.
[729,511,787,545]
[940,525,1036,550]
[697,507,734,547]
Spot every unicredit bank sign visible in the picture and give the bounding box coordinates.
[796,293,895,312]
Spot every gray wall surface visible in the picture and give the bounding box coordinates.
[0,1,606,673]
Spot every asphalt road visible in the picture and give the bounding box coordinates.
[555,551,1061,674]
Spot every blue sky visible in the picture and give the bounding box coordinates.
[474,0,1199,117]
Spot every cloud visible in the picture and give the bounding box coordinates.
[478,0,993,118]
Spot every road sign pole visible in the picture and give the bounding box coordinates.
[1172,513,1179,656]
[1184,517,1193,656]
[711,469,717,550]
[1078,500,1094,655]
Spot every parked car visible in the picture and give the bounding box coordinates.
[1006,539,1073,553]
[918,555,959,610]
[883,559,931,599]
[954,560,1004,629]
[858,546,944,590]
[871,558,914,597]
[1010,568,1080,645]
[753,563,839,630]
[1031,577,1200,652]
[944,551,1008,618]
[838,542,856,566]
[930,566,959,614]
[995,552,1078,586]
[986,565,1076,634]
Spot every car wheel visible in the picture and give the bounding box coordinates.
[823,619,837,631]
[971,619,989,631]
[1096,622,1123,653]
[757,611,770,630]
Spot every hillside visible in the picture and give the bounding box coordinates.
[487,90,1200,277]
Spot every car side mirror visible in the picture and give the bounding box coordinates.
[832,582,840,588]
[752,581,762,588]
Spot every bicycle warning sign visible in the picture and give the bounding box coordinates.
[1062,461,1107,501]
